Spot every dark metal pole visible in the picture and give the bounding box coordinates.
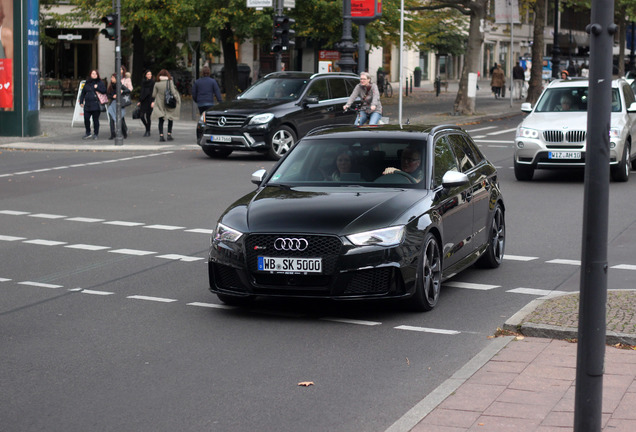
[573,0,616,429]
[275,0,283,72]
[551,0,560,79]
[358,25,366,73]
[629,22,635,72]
[114,0,123,145]
[337,0,357,73]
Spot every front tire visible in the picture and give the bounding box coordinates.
[268,126,296,160]
[409,233,442,312]
[611,142,630,182]
[476,203,506,268]
[514,160,534,181]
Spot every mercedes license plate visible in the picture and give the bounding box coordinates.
[257,256,322,274]
[549,151,581,159]
[211,135,232,143]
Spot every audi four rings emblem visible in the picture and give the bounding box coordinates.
[218,117,227,127]
[274,238,309,251]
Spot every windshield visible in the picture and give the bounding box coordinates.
[239,78,308,100]
[268,137,427,187]
[535,87,621,112]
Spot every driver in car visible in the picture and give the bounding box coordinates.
[382,145,423,182]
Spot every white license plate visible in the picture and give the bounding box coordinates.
[257,256,322,274]
[211,135,232,143]
[549,151,581,159]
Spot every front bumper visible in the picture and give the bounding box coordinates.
[514,138,620,168]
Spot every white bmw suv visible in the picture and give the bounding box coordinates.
[514,78,636,182]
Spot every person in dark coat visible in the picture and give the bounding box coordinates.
[137,70,155,136]
[79,69,107,140]
[192,66,222,114]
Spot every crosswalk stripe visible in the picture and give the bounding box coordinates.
[127,295,177,303]
[18,281,63,289]
[507,288,567,297]
[504,254,538,261]
[444,281,500,290]
[394,325,460,335]
[547,259,581,266]
[320,317,382,326]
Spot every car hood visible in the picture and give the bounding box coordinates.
[522,111,625,130]
[222,186,428,235]
[208,98,294,114]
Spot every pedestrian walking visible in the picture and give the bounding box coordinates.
[192,66,222,114]
[151,69,181,142]
[78,69,107,140]
[513,62,525,99]
[137,70,154,137]
[490,64,505,99]
[106,72,132,139]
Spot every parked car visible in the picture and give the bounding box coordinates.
[196,71,359,160]
[208,125,506,311]
[514,78,636,181]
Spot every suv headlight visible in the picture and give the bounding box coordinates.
[214,223,243,243]
[347,226,405,247]
[249,113,275,125]
[517,127,539,139]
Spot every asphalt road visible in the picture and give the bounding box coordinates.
[2,117,636,432]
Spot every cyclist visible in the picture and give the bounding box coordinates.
[343,72,383,125]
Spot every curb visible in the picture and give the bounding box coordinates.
[0,143,200,152]
[503,290,636,346]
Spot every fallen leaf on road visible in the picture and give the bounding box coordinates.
[298,381,314,387]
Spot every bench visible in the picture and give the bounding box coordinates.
[41,79,76,107]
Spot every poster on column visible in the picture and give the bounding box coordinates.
[0,0,14,111]
[27,0,39,111]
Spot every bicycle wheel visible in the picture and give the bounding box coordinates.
[385,83,393,98]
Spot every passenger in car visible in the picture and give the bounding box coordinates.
[382,145,423,182]
[556,95,573,111]
[329,150,354,181]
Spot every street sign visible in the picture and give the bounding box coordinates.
[246,0,294,7]
[351,0,381,24]
[57,34,82,40]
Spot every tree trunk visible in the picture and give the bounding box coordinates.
[527,0,546,105]
[220,23,240,100]
[131,26,145,86]
[453,0,487,115]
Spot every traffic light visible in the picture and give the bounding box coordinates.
[272,15,295,52]
[101,14,117,41]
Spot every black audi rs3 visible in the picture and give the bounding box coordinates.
[208,125,505,311]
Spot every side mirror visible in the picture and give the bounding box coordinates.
[441,171,469,188]
[251,169,267,185]
[521,102,533,113]
[627,102,636,113]
[303,96,319,106]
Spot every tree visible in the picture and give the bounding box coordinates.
[411,0,489,115]
[526,0,546,104]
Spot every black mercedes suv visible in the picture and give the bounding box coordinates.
[196,71,359,160]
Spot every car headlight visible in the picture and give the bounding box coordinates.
[347,226,405,247]
[517,127,539,139]
[249,113,275,125]
[214,223,243,243]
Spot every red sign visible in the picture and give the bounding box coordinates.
[319,50,341,61]
[351,0,381,24]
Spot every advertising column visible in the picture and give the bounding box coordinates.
[0,0,40,137]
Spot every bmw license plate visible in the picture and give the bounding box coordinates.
[549,151,581,159]
[257,256,322,274]
[211,135,232,143]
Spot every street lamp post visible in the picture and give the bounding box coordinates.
[337,0,357,73]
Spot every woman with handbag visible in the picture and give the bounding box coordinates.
[106,71,133,139]
[79,69,107,140]
[151,69,180,142]
[137,70,154,137]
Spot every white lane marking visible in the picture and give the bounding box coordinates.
[65,217,105,223]
[320,317,382,326]
[186,228,213,234]
[507,288,567,297]
[109,248,156,256]
[547,259,581,266]
[0,277,12,282]
[65,244,111,251]
[144,224,186,231]
[504,254,539,261]
[467,126,497,132]
[0,173,13,177]
[103,221,145,227]
[80,289,114,296]
[156,254,204,262]
[612,264,636,270]
[14,171,35,175]
[0,210,30,215]
[0,235,27,241]
[29,213,66,219]
[444,281,500,290]
[127,295,178,303]
[395,325,460,335]
[487,127,517,136]
[23,239,68,246]
[187,302,234,309]
[18,281,63,289]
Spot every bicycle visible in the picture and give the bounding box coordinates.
[382,81,393,98]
